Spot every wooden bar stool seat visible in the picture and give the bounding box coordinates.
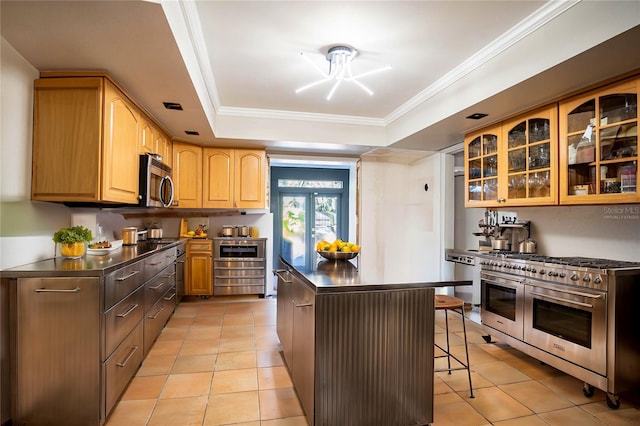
[434,294,474,398]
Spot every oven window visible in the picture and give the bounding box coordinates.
[532,299,592,348]
[220,245,258,258]
[485,283,516,321]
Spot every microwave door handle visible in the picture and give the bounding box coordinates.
[160,175,174,207]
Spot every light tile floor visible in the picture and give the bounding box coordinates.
[106,296,640,426]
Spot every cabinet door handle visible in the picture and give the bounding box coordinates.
[116,345,139,367]
[274,269,292,283]
[149,282,165,290]
[496,198,506,203]
[148,306,164,320]
[35,287,80,293]
[292,299,313,308]
[116,303,139,318]
[116,270,140,281]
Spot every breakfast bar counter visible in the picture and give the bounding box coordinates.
[275,256,471,426]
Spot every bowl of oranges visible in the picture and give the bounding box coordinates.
[316,239,360,261]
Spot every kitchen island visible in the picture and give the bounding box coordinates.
[275,256,471,426]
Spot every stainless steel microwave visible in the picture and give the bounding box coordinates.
[139,154,174,208]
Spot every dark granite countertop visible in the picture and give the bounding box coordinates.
[280,257,472,294]
[0,240,185,278]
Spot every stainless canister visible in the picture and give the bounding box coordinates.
[122,227,138,245]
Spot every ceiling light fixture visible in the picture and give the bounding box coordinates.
[296,45,392,101]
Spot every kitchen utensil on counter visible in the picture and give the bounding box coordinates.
[221,225,236,237]
[237,225,250,237]
[147,224,163,239]
[518,238,537,253]
[122,227,138,245]
[491,236,511,251]
[137,229,148,241]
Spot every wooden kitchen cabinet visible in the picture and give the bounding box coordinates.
[465,105,558,207]
[185,239,213,296]
[559,76,639,204]
[172,142,203,208]
[203,147,267,209]
[32,76,140,204]
[140,119,172,168]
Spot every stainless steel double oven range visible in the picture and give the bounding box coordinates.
[480,253,640,409]
[213,237,267,297]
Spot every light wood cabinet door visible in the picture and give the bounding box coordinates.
[172,142,203,208]
[464,124,502,207]
[203,148,234,208]
[102,81,140,204]
[235,149,267,208]
[559,77,639,204]
[32,77,103,202]
[32,76,139,204]
[139,119,155,155]
[156,130,172,168]
[500,105,558,206]
[185,240,213,296]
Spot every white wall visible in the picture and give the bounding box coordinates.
[453,173,640,262]
[0,37,72,269]
[359,151,450,283]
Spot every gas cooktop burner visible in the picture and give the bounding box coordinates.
[485,252,640,270]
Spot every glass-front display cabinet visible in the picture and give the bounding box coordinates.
[465,125,500,207]
[559,77,639,204]
[501,105,558,206]
[465,106,558,207]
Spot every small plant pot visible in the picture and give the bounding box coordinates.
[59,242,87,258]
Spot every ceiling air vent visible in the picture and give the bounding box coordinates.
[163,102,183,110]
[184,130,199,136]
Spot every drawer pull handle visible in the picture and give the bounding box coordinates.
[274,270,293,283]
[116,345,139,367]
[116,303,139,318]
[177,260,186,264]
[149,283,165,290]
[163,272,176,278]
[148,306,164,320]
[163,292,176,301]
[35,286,80,293]
[116,270,140,281]
[147,261,162,266]
[292,300,313,308]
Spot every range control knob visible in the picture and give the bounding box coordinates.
[594,275,603,284]
[559,272,567,278]
[539,270,546,275]
[549,271,559,277]
[583,275,591,283]
[530,268,537,273]
[571,273,580,281]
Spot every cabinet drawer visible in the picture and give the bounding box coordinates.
[143,286,177,355]
[187,240,213,253]
[144,264,175,312]
[213,270,265,281]
[144,248,176,281]
[104,260,145,311]
[104,321,143,417]
[103,286,144,359]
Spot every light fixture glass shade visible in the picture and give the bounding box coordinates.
[296,45,391,100]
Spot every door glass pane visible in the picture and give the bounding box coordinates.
[281,196,306,267]
[314,196,338,262]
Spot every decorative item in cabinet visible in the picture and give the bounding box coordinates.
[464,125,501,207]
[560,76,639,204]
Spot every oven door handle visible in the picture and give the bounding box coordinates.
[529,291,596,309]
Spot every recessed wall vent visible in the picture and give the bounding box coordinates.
[185,130,200,136]
[466,113,488,120]
[163,102,183,110]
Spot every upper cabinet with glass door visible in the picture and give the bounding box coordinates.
[465,106,558,207]
[501,105,558,206]
[465,124,500,207]
[559,77,639,204]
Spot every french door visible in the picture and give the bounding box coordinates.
[271,167,349,271]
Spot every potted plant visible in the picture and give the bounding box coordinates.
[53,225,93,258]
